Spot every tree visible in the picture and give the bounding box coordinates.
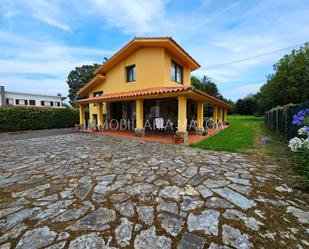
[201,75,220,98]
[256,42,309,113]
[234,95,258,115]
[191,76,205,92]
[191,75,234,113]
[191,75,220,98]
[67,64,100,104]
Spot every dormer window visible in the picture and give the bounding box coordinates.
[171,60,183,84]
[93,91,103,97]
[93,91,103,106]
[126,64,136,82]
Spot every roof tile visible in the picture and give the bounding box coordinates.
[75,86,231,108]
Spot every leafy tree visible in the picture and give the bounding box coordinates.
[256,42,309,112]
[201,75,220,98]
[191,75,234,113]
[67,64,100,104]
[234,95,258,115]
[191,75,220,98]
[191,76,205,92]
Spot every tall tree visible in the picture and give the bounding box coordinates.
[256,42,309,112]
[67,64,100,104]
[191,75,234,111]
[191,76,205,92]
[191,75,220,97]
[201,75,220,98]
[234,95,258,115]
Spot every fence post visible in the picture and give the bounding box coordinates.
[276,109,278,132]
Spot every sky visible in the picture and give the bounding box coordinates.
[0,0,308,101]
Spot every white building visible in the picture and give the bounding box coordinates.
[0,86,66,108]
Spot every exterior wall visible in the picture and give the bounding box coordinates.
[3,91,64,108]
[88,102,107,123]
[89,46,192,117]
[163,50,191,87]
[91,47,166,95]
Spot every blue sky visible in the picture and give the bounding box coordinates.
[0,0,308,101]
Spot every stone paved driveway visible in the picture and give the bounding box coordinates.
[0,133,308,249]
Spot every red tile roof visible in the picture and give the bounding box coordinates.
[75,86,231,108]
[94,37,200,75]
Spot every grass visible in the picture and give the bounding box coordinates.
[191,115,309,189]
[191,115,264,153]
[191,115,291,157]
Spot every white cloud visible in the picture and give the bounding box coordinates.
[86,0,168,34]
[220,83,264,101]
[1,4,19,18]
[227,83,263,94]
[1,76,68,96]
[0,0,71,31]
[186,0,309,91]
[25,0,71,31]
[0,32,114,95]
[1,0,309,100]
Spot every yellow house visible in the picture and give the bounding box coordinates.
[75,37,230,143]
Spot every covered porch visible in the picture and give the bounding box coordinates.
[80,126,225,145]
[75,87,230,145]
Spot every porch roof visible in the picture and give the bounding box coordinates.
[75,86,231,109]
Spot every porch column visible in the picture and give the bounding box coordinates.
[218,107,223,124]
[79,104,85,129]
[89,107,94,128]
[196,101,204,135]
[98,102,104,130]
[176,96,188,144]
[224,108,228,122]
[135,99,145,137]
[212,105,218,128]
[177,96,187,132]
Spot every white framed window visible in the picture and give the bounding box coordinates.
[171,60,183,84]
[6,98,14,105]
[16,99,27,105]
[126,65,136,82]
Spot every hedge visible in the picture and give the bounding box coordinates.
[0,106,79,132]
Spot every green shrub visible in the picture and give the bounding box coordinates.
[293,149,309,187]
[0,106,79,132]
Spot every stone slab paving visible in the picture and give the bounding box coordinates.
[0,128,74,143]
[0,133,308,249]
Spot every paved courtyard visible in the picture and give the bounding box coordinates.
[0,133,308,249]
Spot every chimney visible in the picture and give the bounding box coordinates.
[0,86,5,107]
[57,93,62,97]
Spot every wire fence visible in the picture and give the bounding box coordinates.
[265,101,309,139]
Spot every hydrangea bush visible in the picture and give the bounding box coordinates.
[289,109,309,151]
[288,109,309,185]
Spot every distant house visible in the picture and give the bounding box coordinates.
[0,86,66,108]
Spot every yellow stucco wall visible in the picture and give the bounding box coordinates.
[163,50,190,87]
[89,46,191,119]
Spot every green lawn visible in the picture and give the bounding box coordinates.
[191,115,264,153]
[191,115,309,189]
